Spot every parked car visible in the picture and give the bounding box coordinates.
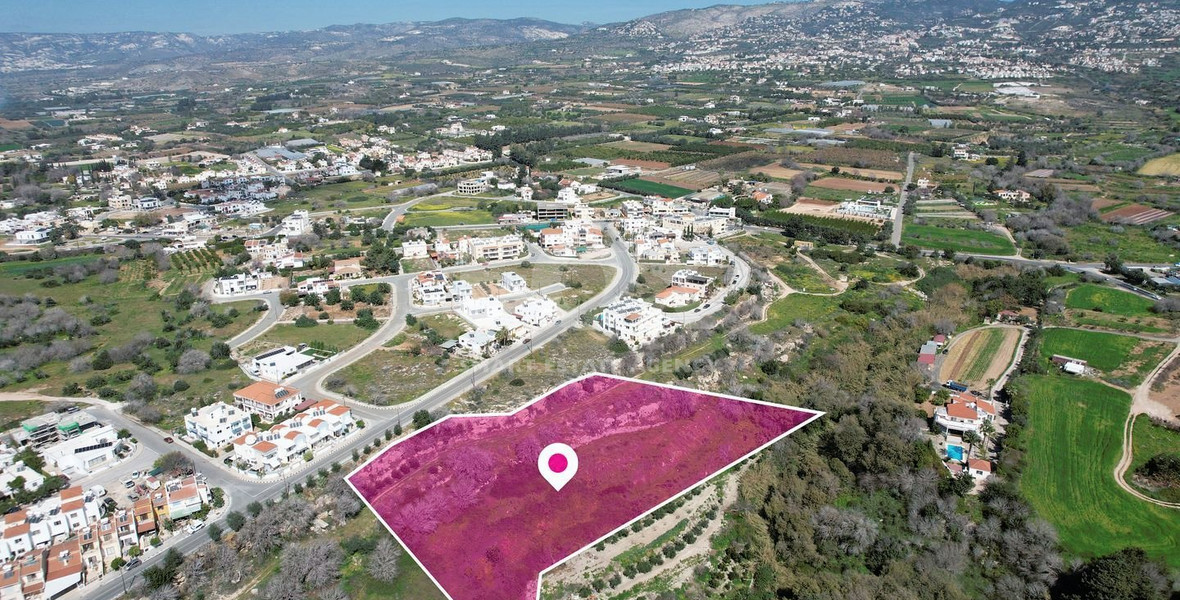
[163,437,173,443]
[122,479,135,489]
[66,406,79,413]
[186,519,205,534]
[125,558,141,569]
[89,485,106,498]
[131,471,141,479]
[127,493,139,501]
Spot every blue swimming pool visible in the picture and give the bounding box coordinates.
[946,444,964,461]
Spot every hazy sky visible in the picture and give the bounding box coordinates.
[0,0,777,35]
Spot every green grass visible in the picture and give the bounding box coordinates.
[401,210,495,227]
[242,322,373,355]
[801,185,863,202]
[419,314,470,340]
[901,223,1016,255]
[1041,328,1143,372]
[1065,284,1157,317]
[408,198,482,211]
[750,293,840,335]
[1129,416,1180,503]
[962,328,1006,382]
[1064,223,1180,264]
[1016,375,1180,568]
[773,261,836,294]
[603,178,694,198]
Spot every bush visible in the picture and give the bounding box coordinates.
[294,315,317,328]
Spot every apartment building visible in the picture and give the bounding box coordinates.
[595,298,668,348]
[184,402,253,448]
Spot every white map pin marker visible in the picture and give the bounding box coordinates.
[538,443,578,492]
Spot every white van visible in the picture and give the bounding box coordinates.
[89,485,106,498]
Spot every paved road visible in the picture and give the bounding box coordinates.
[891,152,915,247]
[214,292,282,349]
[73,227,639,600]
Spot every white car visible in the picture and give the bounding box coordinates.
[186,519,205,534]
[89,485,106,498]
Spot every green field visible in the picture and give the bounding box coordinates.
[750,293,840,335]
[401,210,496,227]
[603,178,694,198]
[901,223,1016,255]
[1041,328,1169,385]
[241,322,373,356]
[1064,223,1180,264]
[1129,416,1180,503]
[773,261,837,294]
[1016,375,1180,568]
[1065,284,1156,317]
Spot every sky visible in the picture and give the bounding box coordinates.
[0,0,778,35]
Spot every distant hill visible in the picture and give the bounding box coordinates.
[0,18,587,74]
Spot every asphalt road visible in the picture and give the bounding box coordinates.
[77,225,638,600]
[891,152,915,247]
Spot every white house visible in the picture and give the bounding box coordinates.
[686,245,727,266]
[513,297,559,326]
[232,381,302,422]
[412,271,450,305]
[654,286,703,308]
[671,269,714,290]
[213,272,263,296]
[933,394,997,435]
[42,425,119,477]
[500,272,528,293]
[402,239,429,260]
[595,297,667,348]
[13,228,51,244]
[184,403,253,449]
[280,210,310,236]
[250,346,317,382]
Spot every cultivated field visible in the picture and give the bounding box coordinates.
[1099,203,1173,225]
[901,223,1016,255]
[654,168,722,189]
[753,163,805,180]
[938,326,1021,389]
[1017,375,1180,568]
[1139,153,1180,176]
[604,140,673,152]
[797,163,904,181]
[809,177,890,194]
[1041,328,1170,386]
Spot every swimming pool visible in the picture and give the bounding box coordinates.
[946,444,964,462]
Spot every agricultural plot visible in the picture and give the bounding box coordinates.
[901,223,1016,256]
[937,327,1021,389]
[1016,375,1180,568]
[1063,284,1174,334]
[601,178,694,198]
[1065,284,1156,317]
[1098,203,1173,225]
[1041,328,1170,386]
[753,162,805,180]
[1064,223,1180,263]
[1139,153,1180,176]
[809,177,891,194]
[797,163,904,181]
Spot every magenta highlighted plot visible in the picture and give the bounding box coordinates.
[347,374,821,600]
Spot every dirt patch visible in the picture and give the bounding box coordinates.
[1148,355,1180,423]
[604,140,673,152]
[810,177,891,193]
[938,326,1021,389]
[279,303,392,321]
[753,163,805,180]
[1091,198,1122,211]
[798,163,903,181]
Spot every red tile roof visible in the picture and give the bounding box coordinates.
[968,458,992,472]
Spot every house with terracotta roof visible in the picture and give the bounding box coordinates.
[967,458,993,481]
[231,400,354,474]
[653,286,704,308]
[933,393,997,435]
[162,477,209,521]
[44,539,83,598]
[232,381,302,422]
[331,257,365,280]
